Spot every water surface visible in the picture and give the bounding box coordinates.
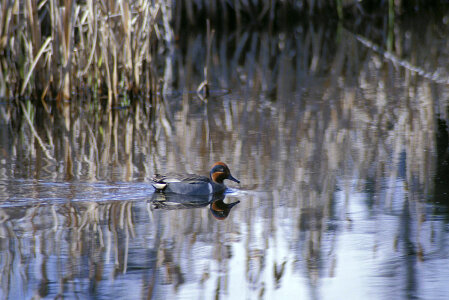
[2,15,449,299]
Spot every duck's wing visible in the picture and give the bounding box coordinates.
[152,173,209,183]
[151,173,210,190]
[176,174,210,183]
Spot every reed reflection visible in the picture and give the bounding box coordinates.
[0,200,141,299]
[0,187,242,299]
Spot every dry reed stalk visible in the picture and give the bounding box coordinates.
[19,101,55,161]
[20,37,52,95]
[62,0,75,100]
[26,0,43,95]
[1,0,167,103]
[0,1,13,50]
[197,19,214,100]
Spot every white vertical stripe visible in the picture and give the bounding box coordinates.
[208,183,213,194]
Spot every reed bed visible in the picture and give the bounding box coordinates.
[0,0,444,109]
[0,0,172,108]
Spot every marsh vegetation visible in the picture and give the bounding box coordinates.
[1,1,449,299]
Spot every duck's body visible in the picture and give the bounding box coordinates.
[151,162,239,195]
[151,173,224,195]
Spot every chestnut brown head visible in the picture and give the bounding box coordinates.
[209,162,240,184]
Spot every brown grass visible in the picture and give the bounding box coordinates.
[0,0,170,109]
[0,1,438,108]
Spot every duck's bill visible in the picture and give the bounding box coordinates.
[228,174,240,184]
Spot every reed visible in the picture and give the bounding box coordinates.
[0,0,169,110]
[0,0,442,108]
[196,19,214,100]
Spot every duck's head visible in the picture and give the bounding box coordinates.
[210,162,240,184]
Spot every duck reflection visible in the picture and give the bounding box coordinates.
[150,192,239,220]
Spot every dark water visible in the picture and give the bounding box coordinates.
[2,14,449,299]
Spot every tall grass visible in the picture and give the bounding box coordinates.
[0,0,171,109]
[0,0,444,108]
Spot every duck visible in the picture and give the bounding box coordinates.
[151,162,240,195]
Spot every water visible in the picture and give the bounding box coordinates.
[2,14,449,299]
